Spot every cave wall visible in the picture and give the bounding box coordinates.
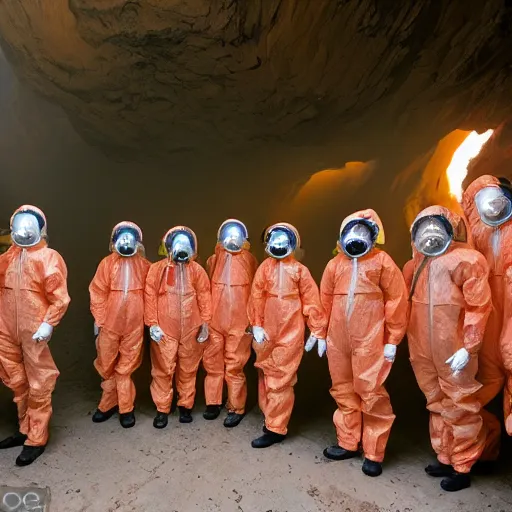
[0,0,511,163]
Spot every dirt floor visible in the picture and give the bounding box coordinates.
[1,347,512,512]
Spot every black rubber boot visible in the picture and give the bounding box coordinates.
[92,406,118,423]
[440,472,471,492]
[153,412,168,429]
[15,445,45,467]
[323,445,359,461]
[224,412,245,428]
[362,458,383,477]
[120,411,136,429]
[425,461,454,477]
[179,406,193,424]
[251,431,286,448]
[203,405,221,420]
[0,432,28,450]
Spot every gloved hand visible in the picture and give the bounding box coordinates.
[305,335,327,357]
[197,323,209,343]
[383,344,397,362]
[94,323,100,336]
[446,348,470,374]
[252,326,268,344]
[150,325,164,343]
[33,322,53,343]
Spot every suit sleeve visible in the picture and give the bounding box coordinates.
[380,253,408,346]
[206,254,216,279]
[194,263,212,324]
[248,263,266,327]
[89,257,110,327]
[320,259,336,324]
[453,255,492,355]
[43,251,71,326]
[299,265,327,339]
[144,263,160,327]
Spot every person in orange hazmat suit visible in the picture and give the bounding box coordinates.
[145,226,211,428]
[462,175,512,453]
[404,205,492,492]
[205,219,258,427]
[248,222,327,448]
[89,222,150,429]
[317,209,408,477]
[0,205,70,466]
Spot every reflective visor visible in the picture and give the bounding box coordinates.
[112,227,140,257]
[265,226,297,260]
[166,229,196,262]
[11,211,44,248]
[475,186,512,227]
[412,215,453,257]
[339,219,378,258]
[218,220,248,254]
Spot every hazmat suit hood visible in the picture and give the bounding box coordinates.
[217,219,250,254]
[10,205,48,248]
[462,175,512,229]
[109,221,145,257]
[337,209,385,258]
[264,222,301,260]
[164,226,198,263]
[410,206,468,262]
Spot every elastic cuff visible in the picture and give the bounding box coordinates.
[437,454,451,466]
[336,437,359,453]
[177,400,194,409]
[266,422,287,436]
[364,454,384,463]
[453,465,471,474]
[24,440,47,448]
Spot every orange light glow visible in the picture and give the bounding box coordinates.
[447,129,494,201]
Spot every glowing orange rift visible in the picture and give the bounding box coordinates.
[447,130,494,201]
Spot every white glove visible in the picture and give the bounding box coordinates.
[252,326,268,344]
[94,323,100,336]
[383,344,397,362]
[446,348,470,374]
[197,323,209,343]
[305,335,327,357]
[33,322,53,343]
[150,325,164,343]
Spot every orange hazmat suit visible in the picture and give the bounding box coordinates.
[404,206,492,474]
[90,222,150,415]
[145,227,212,413]
[206,240,258,414]
[248,223,327,435]
[462,175,511,443]
[0,206,70,447]
[320,209,408,463]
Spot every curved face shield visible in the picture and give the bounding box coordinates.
[412,216,453,257]
[219,221,247,254]
[113,228,139,257]
[266,227,297,259]
[475,186,512,226]
[11,212,43,248]
[167,231,196,263]
[340,220,377,258]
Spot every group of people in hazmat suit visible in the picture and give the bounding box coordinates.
[0,174,511,494]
